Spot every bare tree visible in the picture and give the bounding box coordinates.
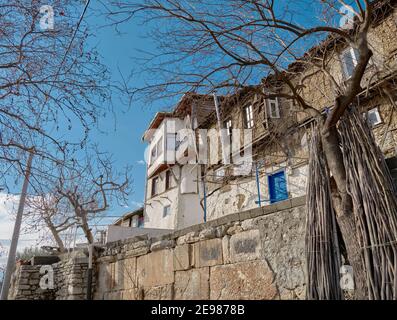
[104,0,397,298]
[24,146,132,246]
[55,149,131,244]
[25,192,76,253]
[0,0,130,190]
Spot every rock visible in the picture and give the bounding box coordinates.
[118,258,136,290]
[150,239,175,252]
[215,225,227,238]
[199,228,216,240]
[210,260,278,300]
[67,285,83,295]
[230,229,262,263]
[176,232,199,245]
[241,218,257,231]
[173,244,191,271]
[174,268,209,300]
[222,235,231,264]
[126,246,150,257]
[193,238,223,268]
[136,249,174,288]
[121,289,137,300]
[143,284,173,300]
[18,285,31,290]
[226,224,243,235]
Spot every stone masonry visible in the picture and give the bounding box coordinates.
[8,252,95,300]
[8,196,305,300]
[94,196,307,300]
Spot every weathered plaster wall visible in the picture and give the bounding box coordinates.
[145,164,204,230]
[205,162,308,221]
[93,196,307,300]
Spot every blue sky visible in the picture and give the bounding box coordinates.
[0,3,165,254]
[0,0,361,250]
[0,2,160,264]
[82,3,160,221]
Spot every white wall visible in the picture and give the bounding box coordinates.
[144,164,204,230]
[206,163,308,221]
[106,226,172,243]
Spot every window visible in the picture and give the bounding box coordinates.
[176,135,188,151]
[366,107,382,127]
[165,170,172,190]
[268,98,280,118]
[150,146,157,164]
[166,133,176,151]
[156,137,163,157]
[268,171,288,204]
[151,177,159,197]
[224,119,232,136]
[244,105,254,129]
[163,205,171,217]
[150,137,163,164]
[341,47,359,79]
[137,215,144,228]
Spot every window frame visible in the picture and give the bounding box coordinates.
[165,170,172,190]
[137,215,144,228]
[341,47,359,79]
[243,104,254,129]
[166,133,176,151]
[163,205,171,217]
[151,176,159,197]
[366,107,382,127]
[268,98,280,119]
[224,118,232,136]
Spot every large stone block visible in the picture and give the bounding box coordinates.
[230,229,262,263]
[257,206,306,300]
[109,262,119,290]
[193,238,223,268]
[210,260,278,300]
[121,288,137,300]
[118,258,137,290]
[222,236,230,264]
[173,244,191,271]
[137,249,174,288]
[174,268,209,300]
[104,291,122,300]
[143,284,173,300]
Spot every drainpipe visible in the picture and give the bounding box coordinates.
[86,244,93,300]
[213,93,229,165]
[142,160,149,227]
[255,162,262,208]
[202,177,207,222]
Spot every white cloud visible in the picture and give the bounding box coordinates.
[0,193,44,269]
[136,160,146,165]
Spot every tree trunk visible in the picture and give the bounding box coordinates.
[45,219,66,253]
[80,215,94,244]
[321,126,368,299]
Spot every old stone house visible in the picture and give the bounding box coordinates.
[139,0,397,229]
[141,94,216,230]
[200,0,397,221]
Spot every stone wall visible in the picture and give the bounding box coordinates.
[94,196,307,300]
[8,265,49,300]
[8,253,94,300]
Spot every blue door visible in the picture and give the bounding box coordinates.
[268,171,288,204]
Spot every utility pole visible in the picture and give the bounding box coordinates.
[0,150,34,300]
